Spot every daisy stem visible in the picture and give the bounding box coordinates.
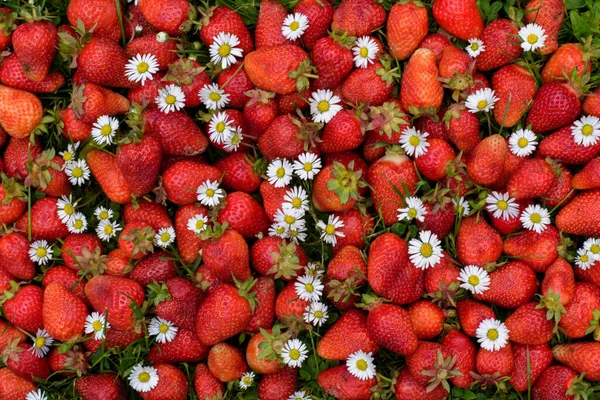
[308,329,320,375]
[114,0,126,47]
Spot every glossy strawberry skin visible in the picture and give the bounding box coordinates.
[366,304,418,356]
[202,229,252,283]
[144,109,209,156]
[12,21,58,82]
[465,134,507,186]
[0,53,65,93]
[526,83,581,133]
[193,364,224,400]
[294,0,334,50]
[387,2,428,61]
[318,309,380,361]
[42,282,88,341]
[244,45,309,95]
[401,48,444,113]
[456,216,503,267]
[505,302,553,345]
[442,330,476,389]
[162,160,221,205]
[456,300,496,337]
[116,135,162,198]
[67,0,121,42]
[77,37,139,89]
[318,364,376,400]
[475,19,522,71]
[140,364,188,400]
[559,282,600,339]
[74,373,127,400]
[258,367,297,400]
[474,262,538,309]
[87,150,132,204]
[552,342,600,381]
[538,125,600,165]
[524,0,564,55]
[139,0,192,36]
[216,192,270,239]
[509,343,553,392]
[476,343,514,377]
[532,365,578,400]
[311,36,353,90]
[432,0,484,41]
[15,197,70,241]
[214,152,262,193]
[148,328,209,365]
[556,190,600,236]
[0,232,34,281]
[331,0,386,37]
[3,285,44,334]
[492,64,538,128]
[254,0,292,48]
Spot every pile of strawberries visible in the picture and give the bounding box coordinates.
[1,0,600,398]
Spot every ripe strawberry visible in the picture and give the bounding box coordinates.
[207,342,247,383]
[312,161,364,212]
[321,110,363,153]
[572,158,600,189]
[556,190,600,236]
[12,21,57,82]
[526,82,581,132]
[331,0,386,36]
[524,0,564,55]
[318,309,379,360]
[456,300,496,337]
[312,35,354,90]
[432,0,484,41]
[456,216,503,267]
[366,303,418,356]
[401,48,443,114]
[407,300,445,340]
[217,192,269,239]
[243,89,278,138]
[291,0,331,49]
[42,266,88,305]
[272,281,308,324]
[490,142,526,191]
[542,43,590,83]
[475,19,522,71]
[201,226,251,282]
[465,134,507,185]
[126,34,178,70]
[559,282,600,339]
[258,114,318,161]
[474,262,538,309]
[0,319,27,353]
[67,0,120,42]
[162,160,221,205]
[246,329,282,374]
[506,158,555,200]
[74,373,127,400]
[342,61,394,107]
[0,85,43,139]
[246,277,276,333]
[198,5,253,54]
[584,87,600,117]
[194,364,224,400]
[0,368,36,399]
[333,209,375,251]
[196,280,255,346]
[48,345,88,377]
[152,277,203,332]
[444,103,481,153]
[15,197,70,241]
[424,253,460,297]
[419,34,452,63]
[140,364,188,400]
[124,4,158,38]
[441,330,477,389]
[387,2,428,61]
[277,86,313,114]
[509,343,553,392]
[42,282,87,341]
[59,107,93,142]
[552,342,600,381]
[144,109,209,156]
[70,83,130,124]
[174,203,206,265]
[85,275,145,330]
[217,64,255,110]
[503,226,560,273]
[214,152,261,193]
[0,232,34,281]
[475,343,514,377]
[541,258,575,306]
[61,233,103,271]
[505,302,553,345]
[492,64,538,128]
[258,367,297,400]
[163,58,210,108]
[318,365,377,399]
[87,150,132,204]
[118,221,155,260]
[538,125,600,165]
[532,365,586,400]
[414,138,456,181]
[0,53,65,93]
[251,237,306,280]
[254,0,292,48]
[147,327,208,364]
[405,341,454,387]
[394,367,448,400]
[325,245,367,310]
[123,200,172,231]
[84,326,144,352]
[77,37,139,88]
[129,250,177,286]
[104,248,132,276]
[487,198,526,235]
[25,151,71,198]
[116,135,161,198]
[0,8,15,52]
[3,284,44,334]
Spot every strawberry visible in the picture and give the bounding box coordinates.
[77,37,139,89]
[456,216,503,267]
[86,150,132,204]
[74,373,127,400]
[214,152,262,193]
[318,365,377,400]
[174,203,207,265]
[61,233,103,271]
[367,154,419,226]
[70,83,130,124]
[506,158,555,200]
[246,329,282,374]
[0,85,43,139]
[258,367,297,400]
[144,108,209,156]
[85,275,145,330]
[162,160,221,205]
[331,0,386,36]
[125,34,178,70]
[444,103,481,153]
[532,365,587,400]
[487,198,526,235]
[217,192,269,239]
[258,114,318,161]
[325,245,367,310]
[243,89,278,138]
[387,2,428,61]
[138,0,191,36]
[332,209,375,251]
[552,342,600,381]
[163,58,211,108]
[0,53,65,93]
[4,137,42,180]
[0,368,36,399]
[401,48,443,114]
[127,72,163,109]
[140,364,188,400]
[414,138,456,181]
[244,45,313,95]
[84,326,144,352]
[456,300,496,337]
[571,158,600,189]
[432,0,484,41]
[438,45,475,95]
[295,0,334,50]
[318,309,379,360]
[524,0,564,55]
[584,87,600,117]
[0,319,27,353]
[312,161,365,213]
[465,134,507,185]
[2,284,44,334]
[4,340,51,381]
[124,4,158,38]
[394,367,449,400]
[59,107,93,142]
[420,34,452,63]
[207,342,247,383]
[12,21,57,82]
[0,232,34,281]
[277,86,313,114]
[151,277,203,333]
[67,0,120,42]
[254,0,292,48]
[123,200,172,231]
[526,82,581,133]
[193,364,224,400]
[104,248,132,276]
[541,258,575,306]
[405,341,455,387]
[491,64,538,128]
[24,151,71,198]
[129,250,176,286]
[0,8,15,52]
[490,142,526,191]
[424,253,461,299]
[559,282,600,339]
[201,226,251,282]
[320,110,364,151]
[556,190,600,236]
[475,19,522,71]
[503,226,560,273]
[246,277,276,333]
[251,237,306,280]
[474,262,538,309]
[509,343,553,392]
[542,43,590,83]
[475,343,514,377]
[538,125,600,165]
[366,303,418,356]
[42,266,88,305]
[407,300,445,340]
[118,221,155,260]
[48,346,89,377]
[15,197,70,241]
[198,5,253,54]
[441,330,477,389]
[42,282,87,341]
[116,135,162,198]
[217,64,255,109]
[342,61,394,107]
[505,302,553,345]
[312,35,354,90]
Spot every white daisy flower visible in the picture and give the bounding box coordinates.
[399,127,430,158]
[346,350,376,381]
[509,129,538,157]
[223,126,243,152]
[282,13,309,41]
[25,389,47,400]
[304,262,324,278]
[239,371,255,390]
[518,23,547,52]
[196,180,225,207]
[486,191,520,220]
[68,212,88,234]
[316,214,345,246]
[575,248,596,271]
[466,38,485,58]
[208,111,233,144]
[156,31,168,42]
[125,53,159,86]
[465,88,499,113]
[209,32,243,69]
[571,115,600,147]
[85,312,110,340]
[309,89,343,124]
[352,36,379,68]
[154,226,176,248]
[199,82,230,110]
[294,274,324,302]
[148,317,178,344]
[283,186,309,214]
[28,240,53,265]
[397,196,427,222]
[293,152,322,180]
[30,329,53,358]
[303,301,329,327]
[58,142,79,166]
[289,224,308,243]
[273,207,305,231]
[268,221,290,239]
[96,220,121,242]
[135,25,143,34]
[64,159,90,186]
[267,158,294,188]
[187,214,209,234]
[280,338,308,368]
[288,391,310,400]
[128,364,159,393]
[408,230,442,270]
[583,238,600,262]
[452,197,471,216]
[91,115,119,146]
[56,194,77,224]
[155,84,186,114]
[476,318,510,351]
[94,206,113,221]
[520,204,551,233]
[458,265,490,294]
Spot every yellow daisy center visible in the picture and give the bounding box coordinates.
[243,377,252,385]
[305,283,314,293]
[518,137,529,148]
[420,243,433,257]
[530,213,542,224]
[138,372,150,383]
[137,61,149,73]
[276,167,286,178]
[63,152,73,161]
[289,349,300,360]
[409,135,420,147]
[159,323,169,333]
[104,225,113,235]
[477,100,488,110]
[314,310,323,319]
[74,219,84,229]
[218,44,231,57]
[99,210,109,219]
[100,125,112,137]
[160,233,171,242]
[360,47,369,58]
[36,247,47,258]
[284,215,296,225]
[497,200,508,211]
[407,208,417,219]
[292,198,302,208]
[195,220,205,229]
[290,21,300,31]
[527,33,538,44]
[581,254,589,263]
[468,275,480,286]
[35,337,46,348]
[303,162,313,172]
[165,95,177,105]
[470,43,479,51]
[215,121,226,132]
[487,329,499,340]
[276,226,286,235]
[92,320,103,331]
[582,124,593,136]
[206,189,215,197]
[64,204,74,215]
[72,167,83,178]
[317,101,330,113]
[356,359,368,371]
[590,244,600,254]
[209,92,221,102]
[231,134,240,145]
[325,224,335,235]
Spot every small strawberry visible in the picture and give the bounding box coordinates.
[275,281,310,324]
[331,0,386,36]
[174,203,207,265]
[214,152,262,193]
[74,373,127,400]
[193,364,224,400]
[465,134,507,185]
[444,103,481,153]
[542,162,576,207]
[126,34,178,70]
[4,137,42,180]
[129,250,177,286]
[258,114,319,161]
[394,367,448,400]
[506,158,555,200]
[432,0,484,41]
[583,87,600,117]
[243,89,278,139]
[456,216,503,267]
[251,237,307,280]
[47,346,89,377]
[541,43,591,83]
[475,343,514,378]
[144,109,209,156]
[207,342,247,383]
[526,82,581,133]
[552,342,600,381]
[217,64,255,109]
[116,135,162,198]
[318,309,379,360]
[123,200,172,231]
[326,245,367,310]
[342,61,394,107]
[201,225,251,283]
[61,233,103,271]
[42,266,88,305]
[556,190,600,236]
[456,300,496,337]
[407,300,446,340]
[87,150,132,204]
[318,365,377,399]
[420,34,452,63]
[0,232,35,281]
[401,48,444,114]
[387,2,428,61]
[0,319,27,353]
[0,85,43,139]
[441,330,477,389]
[524,0,564,55]
[505,302,553,345]
[70,83,130,124]
[541,258,575,307]
[405,341,457,388]
[491,64,538,128]
[366,303,418,356]
[163,58,211,108]
[332,209,375,251]
[246,276,276,333]
[510,343,553,392]
[414,138,456,181]
[42,282,87,341]
[312,161,365,213]
[474,262,538,309]
[60,107,93,142]
[2,284,44,334]
[162,160,221,205]
[475,19,522,71]
[140,364,188,400]
[147,328,209,364]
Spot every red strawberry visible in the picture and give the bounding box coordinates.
[407,300,445,340]
[87,150,132,204]
[331,0,386,36]
[3,284,44,334]
[0,8,15,52]
[559,282,600,339]
[542,162,576,207]
[318,365,377,400]
[162,160,221,205]
[174,203,207,265]
[541,258,575,306]
[61,233,103,271]
[0,232,34,281]
[318,309,379,360]
[424,253,461,299]
[312,161,365,212]
[312,35,354,90]
[12,21,58,82]
[465,134,507,185]
[474,262,538,309]
[456,300,496,337]
[260,180,288,222]
[84,326,144,352]
[325,245,367,310]
[148,328,209,364]
[4,137,42,180]
[0,319,27,353]
[387,2,428,61]
[405,341,455,387]
[129,250,177,286]
[163,58,211,108]
[251,237,307,280]
[542,43,590,83]
[254,0,292,48]
[258,367,297,400]
[258,114,319,160]
[275,281,310,323]
[394,367,448,400]
[144,109,209,156]
[138,0,191,36]
[116,135,162,198]
[243,89,278,138]
[572,158,600,189]
[67,0,120,42]
[42,266,88,304]
[217,192,269,239]
[25,151,71,198]
[0,85,44,139]
[432,0,484,41]
[552,342,600,381]
[332,209,375,251]
[524,0,564,55]
[526,82,581,133]
[444,103,481,153]
[214,152,262,193]
[140,364,188,400]
[193,364,224,400]
[70,83,130,124]
[15,197,70,241]
[246,276,276,333]
[401,48,443,114]
[505,302,553,345]
[217,63,255,109]
[60,107,93,142]
[0,53,65,93]
[294,0,333,50]
[475,19,522,71]
[366,303,418,356]
[532,365,586,400]
[42,282,87,341]
[420,34,452,63]
[0,368,36,399]
[490,142,526,191]
[201,226,251,282]
[510,343,553,392]
[105,248,132,276]
[456,216,503,267]
[556,190,600,236]
[77,37,139,89]
[198,5,253,54]
[414,138,456,181]
[207,342,247,383]
[492,64,538,128]
[342,61,394,107]
[126,34,178,70]
[118,222,155,260]
[85,275,145,330]
[441,330,477,389]
[151,276,203,332]
[123,200,172,231]
[506,158,555,200]
[503,226,560,273]
[48,346,89,377]
[584,87,600,117]
[538,125,600,165]
[74,373,127,400]
[475,343,514,377]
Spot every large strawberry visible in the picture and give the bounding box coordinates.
[317,309,379,360]
[387,2,428,61]
[331,0,386,36]
[318,365,377,400]
[465,134,507,186]
[432,0,484,41]
[552,342,600,381]
[116,135,161,198]
[538,125,600,165]
[441,330,476,389]
[366,303,418,356]
[341,61,394,106]
[162,160,221,205]
[510,343,553,392]
[456,300,496,337]
[456,216,503,267]
[70,83,130,124]
[193,364,224,400]
[0,85,43,139]
[139,0,191,36]
[401,48,444,114]
[491,64,537,128]
[2,284,44,334]
[394,367,448,400]
[74,373,127,400]
[87,150,132,204]
[0,368,36,399]
[505,302,553,345]
[0,53,65,93]
[506,158,555,200]
[207,342,247,383]
[198,5,253,55]
[524,0,564,55]
[77,37,139,89]
[42,282,87,341]
[15,197,70,241]
[474,262,538,309]
[503,226,560,273]
[85,275,145,330]
[475,19,522,71]
[258,114,319,161]
[144,109,209,156]
[294,0,334,50]
[559,282,600,339]
[525,82,581,132]
[556,190,600,236]
[67,0,121,42]
[0,232,35,281]
[532,365,588,399]
[311,34,354,90]
[12,21,57,82]
[140,364,188,400]
[254,0,292,48]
